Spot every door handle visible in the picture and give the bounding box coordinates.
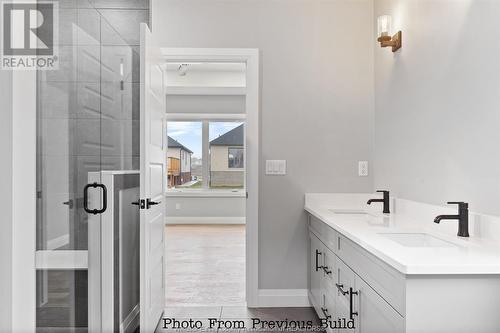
[349,287,359,319]
[146,198,161,209]
[131,199,145,209]
[83,182,107,215]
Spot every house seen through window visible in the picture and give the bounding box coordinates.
[167,121,245,190]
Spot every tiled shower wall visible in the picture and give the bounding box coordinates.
[36,0,148,329]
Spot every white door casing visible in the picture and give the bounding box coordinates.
[140,23,166,332]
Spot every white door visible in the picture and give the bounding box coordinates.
[140,22,166,332]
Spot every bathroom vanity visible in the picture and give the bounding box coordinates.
[305,193,500,333]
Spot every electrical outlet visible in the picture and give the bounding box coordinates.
[358,161,369,177]
[175,203,181,210]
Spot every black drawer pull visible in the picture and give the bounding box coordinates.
[336,283,349,296]
[323,266,332,275]
[349,288,359,319]
[321,307,332,320]
[315,249,323,271]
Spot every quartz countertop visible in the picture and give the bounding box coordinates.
[305,193,500,275]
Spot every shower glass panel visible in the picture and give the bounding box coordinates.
[35,1,138,331]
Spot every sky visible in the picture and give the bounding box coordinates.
[167,122,243,158]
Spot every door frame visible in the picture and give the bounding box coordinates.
[162,47,260,306]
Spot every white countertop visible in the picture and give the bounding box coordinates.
[305,193,500,275]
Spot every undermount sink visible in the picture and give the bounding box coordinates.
[329,209,368,215]
[379,233,457,248]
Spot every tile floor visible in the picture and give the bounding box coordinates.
[156,306,321,333]
[165,225,246,307]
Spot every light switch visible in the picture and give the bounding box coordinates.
[266,160,287,175]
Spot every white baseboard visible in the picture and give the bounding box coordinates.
[166,216,245,225]
[255,289,311,307]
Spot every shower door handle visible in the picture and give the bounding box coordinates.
[83,182,107,215]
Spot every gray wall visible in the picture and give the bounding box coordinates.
[153,0,375,289]
[0,69,13,332]
[374,0,500,216]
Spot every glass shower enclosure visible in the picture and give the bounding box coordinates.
[35,1,139,331]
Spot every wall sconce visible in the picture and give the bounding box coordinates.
[377,15,402,52]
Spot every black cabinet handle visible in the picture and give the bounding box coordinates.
[315,249,322,271]
[323,266,332,275]
[349,287,359,319]
[335,283,349,296]
[83,182,107,215]
[320,307,331,320]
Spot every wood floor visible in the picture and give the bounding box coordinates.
[165,225,246,307]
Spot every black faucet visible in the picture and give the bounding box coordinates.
[367,190,390,214]
[434,202,469,237]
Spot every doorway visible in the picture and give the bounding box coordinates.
[162,55,258,308]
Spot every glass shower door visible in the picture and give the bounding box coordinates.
[35,2,137,331]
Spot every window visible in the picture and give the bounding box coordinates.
[228,148,244,168]
[209,122,245,189]
[166,119,245,191]
[167,121,201,189]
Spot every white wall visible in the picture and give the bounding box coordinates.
[0,68,13,332]
[153,0,375,289]
[166,68,246,87]
[374,0,500,216]
[165,196,245,222]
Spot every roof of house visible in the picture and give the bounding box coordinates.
[210,124,244,146]
[168,136,193,154]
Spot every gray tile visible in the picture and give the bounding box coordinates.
[40,118,75,156]
[76,82,101,119]
[91,0,149,9]
[76,9,101,44]
[100,45,136,83]
[75,118,100,156]
[39,81,77,119]
[164,307,222,319]
[99,9,149,45]
[57,0,93,9]
[220,307,319,322]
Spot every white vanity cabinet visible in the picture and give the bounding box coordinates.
[306,194,500,333]
[308,214,404,333]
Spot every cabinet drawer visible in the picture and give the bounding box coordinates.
[354,276,404,333]
[322,247,336,291]
[309,215,338,252]
[335,256,356,303]
[337,234,405,316]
